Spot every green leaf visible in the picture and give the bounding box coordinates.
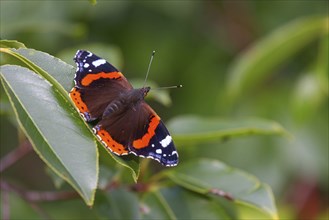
[3,192,43,220]
[167,115,289,145]
[1,47,140,181]
[0,40,26,49]
[95,188,141,219]
[45,166,66,189]
[89,0,97,6]
[142,187,236,219]
[141,191,177,220]
[291,73,324,122]
[291,31,328,122]
[165,159,278,220]
[227,16,328,100]
[315,32,329,96]
[98,141,140,182]
[0,65,97,205]
[1,47,75,94]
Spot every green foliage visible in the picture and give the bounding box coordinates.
[1,1,328,219]
[0,40,26,49]
[168,116,290,145]
[1,65,98,205]
[227,17,328,101]
[166,159,277,219]
[1,44,280,218]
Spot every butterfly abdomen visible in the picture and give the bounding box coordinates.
[102,87,150,118]
[102,99,124,118]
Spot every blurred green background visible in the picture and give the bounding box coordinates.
[1,1,328,219]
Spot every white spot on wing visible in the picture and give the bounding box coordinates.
[84,63,89,68]
[92,59,106,67]
[160,135,172,148]
[156,149,162,154]
[171,151,178,157]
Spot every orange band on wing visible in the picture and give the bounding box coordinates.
[133,115,160,149]
[69,87,89,113]
[96,129,129,155]
[81,71,123,86]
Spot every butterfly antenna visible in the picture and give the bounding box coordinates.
[143,50,155,87]
[152,85,183,90]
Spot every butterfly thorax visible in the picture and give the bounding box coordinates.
[102,87,150,118]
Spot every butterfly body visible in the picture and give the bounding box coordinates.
[69,50,178,167]
[102,87,150,119]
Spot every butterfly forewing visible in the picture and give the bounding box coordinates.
[70,50,132,121]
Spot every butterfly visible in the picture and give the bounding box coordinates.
[69,50,178,166]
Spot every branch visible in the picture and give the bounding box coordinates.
[1,190,10,220]
[0,139,33,173]
[0,180,79,202]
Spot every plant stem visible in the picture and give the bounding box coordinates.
[0,139,33,173]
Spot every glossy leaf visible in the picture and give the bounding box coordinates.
[0,65,97,205]
[165,159,278,220]
[0,47,75,94]
[167,115,289,145]
[142,187,236,219]
[227,16,328,100]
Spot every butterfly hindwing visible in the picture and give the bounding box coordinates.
[129,118,179,167]
[93,102,178,166]
[92,102,151,156]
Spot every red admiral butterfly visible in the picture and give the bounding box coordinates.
[69,50,178,167]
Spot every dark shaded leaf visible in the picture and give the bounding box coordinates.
[95,188,140,219]
[142,187,235,219]
[165,159,278,219]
